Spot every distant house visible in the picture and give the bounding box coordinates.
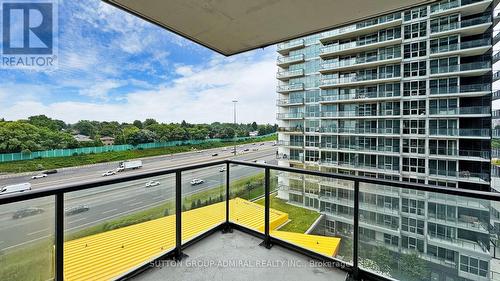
[73,134,92,142]
[249,131,259,137]
[100,136,115,146]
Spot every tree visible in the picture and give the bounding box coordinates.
[400,253,428,281]
[73,120,96,137]
[369,246,393,274]
[128,129,157,146]
[133,120,143,129]
[143,118,158,128]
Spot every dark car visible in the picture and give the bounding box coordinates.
[44,169,58,174]
[212,153,218,157]
[12,207,44,219]
[65,205,90,216]
[243,148,249,152]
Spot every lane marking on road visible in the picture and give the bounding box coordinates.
[123,199,136,204]
[68,217,87,224]
[27,228,49,236]
[1,235,50,252]
[129,201,143,207]
[102,208,118,214]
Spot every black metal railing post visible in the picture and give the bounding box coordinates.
[223,161,232,233]
[260,167,272,249]
[55,193,64,281]
[352,180,360,279]
[174,171,185,260]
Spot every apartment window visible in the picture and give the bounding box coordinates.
[403,21,426,39]
[403,120,425,135]
[428,222,456,240]
[429,159,457,176]
[321,135,337,149]
[428,244,456,262]
[305,105,319,117]
[404,6,427,21]
[430,35,458,54]
[305,136,319,147]
[379,101,400,116]
[377,155,399,171]
[402,198,425,216]
[321,151,337,164]
[325,220,335,233]
[404,61,426,77]
[403,100,426,115]
[402,157,425,173]
[428,202,456,221]
[430,56,458,74]
[359,227,376,240]
[401,217,424,235]
[305,196,319,209]
[429,119,457,135]
[460,255,488,277]
[429,77,458,95]
[289,193,303,204]
[304,90,320,103]
[379,119,400,134]
[378,64,400,79]
[431,14,459,33]
[305,120,320,133]
[378,83,400,97]
[403,80,426,96]
[403,41,426,58]
[379,27,400,41]
[305,150,319,162]
[378,137,400,153]
[402,138,425,154]
[401,235,424,252]
[379,45,400,60]
[429,139,457,156]
[429,98,457,115]
[428,180,456,188]
[384,233,399,246]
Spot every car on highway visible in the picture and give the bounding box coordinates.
[212,153,218,157]
[102,170,116,177]
[31,174,47,179]
[12,207,44,219]
[190,179,204,185]
[219,167,226,172]
[116,167,125,173]
[0,183,32,195]
[243,148,250,152]
[145,180,161,188]
[260,143,265,146]
[252,148,258,151]
[65,205,90,216]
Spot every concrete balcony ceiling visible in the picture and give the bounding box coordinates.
[102,0,435,56]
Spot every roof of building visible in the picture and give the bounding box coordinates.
[64,198,340,280]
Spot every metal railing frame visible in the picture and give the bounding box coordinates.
[1,159,500,281]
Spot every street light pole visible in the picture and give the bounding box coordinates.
[232,100,238,156]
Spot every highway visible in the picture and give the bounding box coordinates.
[0,142,277,252]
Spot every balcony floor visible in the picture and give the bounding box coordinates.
[132,229,348,281]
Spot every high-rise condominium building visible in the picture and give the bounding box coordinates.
[276,0,495,280]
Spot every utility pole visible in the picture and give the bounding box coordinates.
[232,100,238,156]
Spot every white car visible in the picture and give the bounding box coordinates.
[102,170,116,177]
[145,180,161,188]
[219,167,226,172]
[190,179,204,185]
[31,174,47,179]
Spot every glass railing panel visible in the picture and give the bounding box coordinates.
[270,170,354,264]
[229,165,266,233]
[0,196,54,281]
[63,175,175,280]
[359,181,495,280]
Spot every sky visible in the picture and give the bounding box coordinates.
[0,0,278,124]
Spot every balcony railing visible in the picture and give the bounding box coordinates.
[430,38,491,54]
[276,68,304,79]
[277,39,304,53]
[1,159,499,281]
[320,33,401,56]
[276,83,304,92]
[429,149,491,159]
[276,98,304,106]
[319,127,401,135]
[429,106,490,115]
[276,54,304,66]
[321,52,401,71]
[430,15,491,34]
[430,61,490,75]
[429,128,490,137]
[276,112,304,119]
[277,126,304,133]
[430,0,489,14]
[429,83,491,95]
[320,74,400,87]
[277,140,304,147]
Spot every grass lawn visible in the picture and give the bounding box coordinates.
[255,194,320,233]
[0,134,276,173]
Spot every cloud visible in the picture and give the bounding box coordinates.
[79,80,123,100]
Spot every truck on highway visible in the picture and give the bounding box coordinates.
[0,183,32,196]
[117,160,143,171]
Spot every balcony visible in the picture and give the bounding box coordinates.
[320,91,400,104]
[2,159,500,281]
[430,0,492,17]
[320,36,402,58]
[277,140,304,148]
[277,126,304,133]
[493,90,500,101]
[277,39,305,55]
[429,128,490,138]
[277,112,304,120]
[428,168,490,183]
[320,110,400,119]
[319,13,402,42]
[429,149,491,161]
[276,69,304,81]
[276,83,304,93]
[319,127,401,135]
[277,54,304,67]
[429,38,492,58]
[320,53,402,73]
[429,61,491,78]
[429,106,491,117]
[430,15,491,37]
[430,83,491,97]
[276,98,304,106]
[319,74,400,88]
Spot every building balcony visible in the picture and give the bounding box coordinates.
[276,98,304,106]
[277,39,305,55]
[319,13,402,42]
[277,112,304,120]
[320,110,400,119]
[429,128,490,139]
[429,149,491,161]
[430,83,491,97]
[319,127,401,135]
[319,74,400,88]
[428,168,490,183]
[429,61,491,78]
[319,37,402,58]
[430,0,492,17]
[320,91,400,103]
[276,68,304,81]
[276,83,304,93]
[430,15,491,38]
[427,235,489,256]
[320,53,401,73]
[429,106,491,117]
[494,71,500,82]
[276,54,304,67]
[319,144,399,155]
[429,38,492,58]
[277,126,304,133]
[277,140,304,148]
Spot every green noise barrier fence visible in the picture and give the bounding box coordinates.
[0,134,275,163]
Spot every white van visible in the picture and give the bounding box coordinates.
[0,183,32,195]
